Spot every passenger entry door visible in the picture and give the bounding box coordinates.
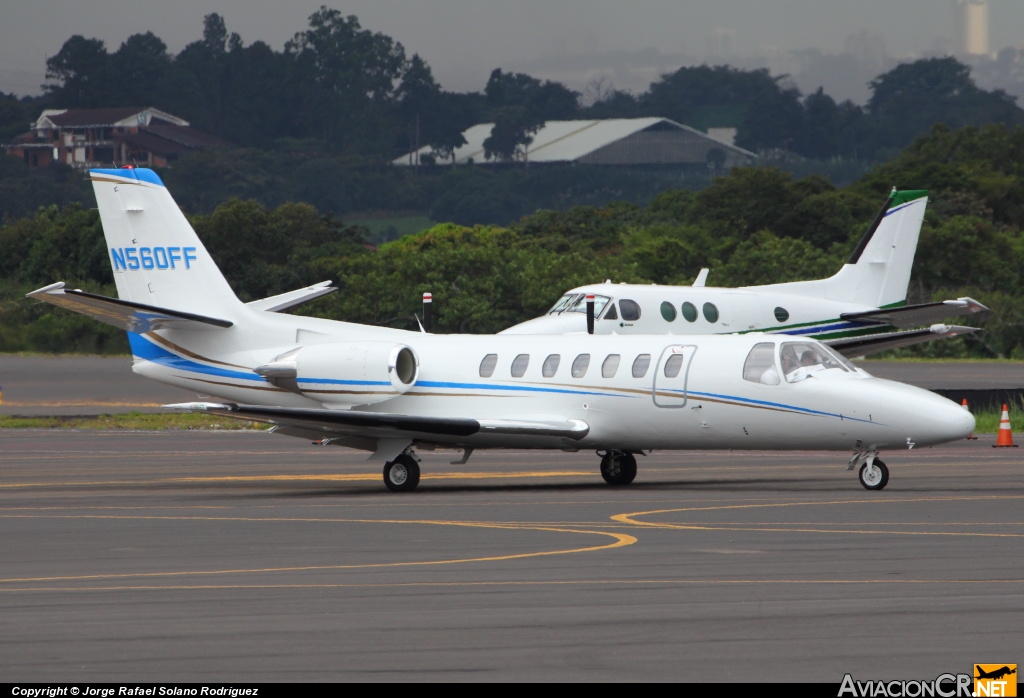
[652,344,697,408]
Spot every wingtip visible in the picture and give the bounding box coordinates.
[26,281,66,298]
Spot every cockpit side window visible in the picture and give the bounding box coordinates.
[780,341,852,383]
[619,299,641,321]
[743,342,779,385]
[604,303,618,320]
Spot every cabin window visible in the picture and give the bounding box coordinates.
[620,299,641,321]
[571,353,591,378]
[660,302,677,322]
[681,302,698,322]
[511,354,530,377]
[703,302,719,323]
[774,306,790,323]
[479,354,498,378]
[743,342,779,385]
[602,354,620,378]
[632,354,651,378]
[780,341,855,383]
[604,303,618,320]
[542,354,560,377]
[664,353,684,378]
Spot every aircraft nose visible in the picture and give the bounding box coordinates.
[917,391,976,444]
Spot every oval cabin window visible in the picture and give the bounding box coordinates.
[660,302,676,322]
[681,302,698,322]
[703,302,719,323]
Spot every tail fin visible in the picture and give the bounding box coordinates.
[747,189,928,308]
[90,167,242,317]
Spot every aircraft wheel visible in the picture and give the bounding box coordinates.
[600,451,637,486]
[858,459,889,491]
[384,454,420,492]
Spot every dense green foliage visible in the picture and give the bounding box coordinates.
[4,125,1024,358]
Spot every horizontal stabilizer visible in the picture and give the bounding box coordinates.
[825,324,978,358]
[246,281,336,313]
[840,297,988,328]
[26,282,233,333]
[165,402,590,443]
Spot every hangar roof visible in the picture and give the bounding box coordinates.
[393,117,755,166]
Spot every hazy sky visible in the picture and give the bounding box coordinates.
[3,0,1023,98]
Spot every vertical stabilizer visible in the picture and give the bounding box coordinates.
[90,168,242,316]
[747,189,928,308]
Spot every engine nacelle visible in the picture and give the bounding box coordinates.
[256,341,419,406]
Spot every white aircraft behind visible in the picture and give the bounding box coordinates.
[27,168,975,492]
[502,189,987,357]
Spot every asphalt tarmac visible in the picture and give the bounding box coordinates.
[1,430,1021,682]
[2,355,1022,416]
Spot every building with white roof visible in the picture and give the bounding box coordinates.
[393,118,756,169]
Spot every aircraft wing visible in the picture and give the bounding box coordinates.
[840,297,987,328]
[245,280,336,313]
[825,324,978,358]
[165,402,591,443]
[26,283,233,332]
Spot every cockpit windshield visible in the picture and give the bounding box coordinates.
[547,293,612,317]
[548,293,581,314]
[780,341,857,383]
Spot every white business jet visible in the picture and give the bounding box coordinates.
[502,189,987,357]
[27,168,974,492]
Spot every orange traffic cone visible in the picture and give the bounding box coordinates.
[962,399,978,440]
[993,404,1018,447]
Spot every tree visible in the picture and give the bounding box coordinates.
[44,35,110,107]
[285,7,407,152]
[866,57,1024,157]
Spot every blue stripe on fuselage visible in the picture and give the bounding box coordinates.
[128,335,874,421]
[129,333,266,382]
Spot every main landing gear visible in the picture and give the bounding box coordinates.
[849,451,889,491]
[383,452,421,492]
[599,450,637,486]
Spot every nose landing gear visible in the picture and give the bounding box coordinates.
[849,450,889,491]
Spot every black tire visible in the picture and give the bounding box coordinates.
[383,454,421,492]
[858,459,889,491]
[600,451,638,486]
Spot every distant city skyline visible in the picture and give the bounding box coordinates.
[2,0,1023,103]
